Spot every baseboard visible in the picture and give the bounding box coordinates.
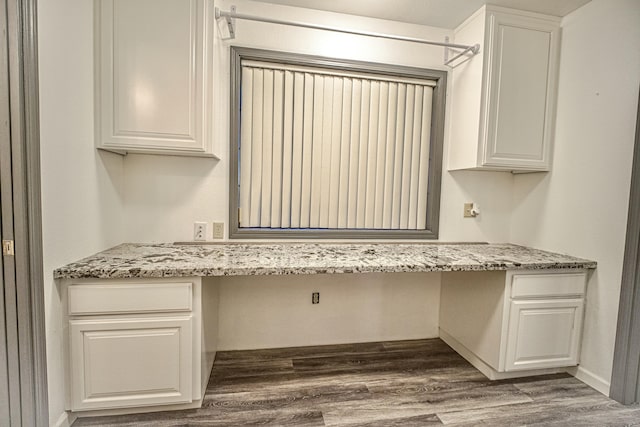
[440,328,568,380]
[567,365,611,396]
[53,411,76,427]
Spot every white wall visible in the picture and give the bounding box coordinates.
[38,1,125,425]
[511,0,640,395]
[218,273,441,350]
[123,0,514,244]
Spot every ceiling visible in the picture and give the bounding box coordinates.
[250,0,592,28]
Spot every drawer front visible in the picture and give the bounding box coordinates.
[68,282,192,315]
[511,272,586,299]
[69,316,193,410]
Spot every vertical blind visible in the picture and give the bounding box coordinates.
[239,60,435,230]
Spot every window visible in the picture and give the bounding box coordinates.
[229,47,446,239]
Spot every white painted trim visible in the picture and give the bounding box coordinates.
[53,411,76,427]
[568,365,611,396]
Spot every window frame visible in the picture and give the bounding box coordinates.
[229,46,446,239]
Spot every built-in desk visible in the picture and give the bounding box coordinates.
[55,243,596,417]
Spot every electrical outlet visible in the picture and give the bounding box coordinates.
[312,292,320,304]
[194,222,207,241]
[464,203,476,218]
[212,222,224,239]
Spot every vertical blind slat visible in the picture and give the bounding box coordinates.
[391,84,406,229]
[249,69,264,227]
[280,71,294,228]
[319,76,334,228]
[382,82,397,229]
[373,81,389,229]
[290,72,304,228]
[239,64,434,232]
[347,79,361,229]
[337,78,352,229]
[328,77,343,228]
[299,73,314,228]
[364,81,380,229]
[270,70,284,228]
[239,68,253,227]
[408,85,424,230]
[417,87,433,230]
[356,80,370,229]
[309,75,325,227]
[260,69,274,228]
[399,84,415,229]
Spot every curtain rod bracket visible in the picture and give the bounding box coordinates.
[216,6,480,65]
[215,6,236,40]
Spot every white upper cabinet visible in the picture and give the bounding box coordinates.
[95,0,217,157]
[448,6,560,172]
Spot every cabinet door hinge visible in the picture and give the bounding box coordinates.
[2,240,14,256]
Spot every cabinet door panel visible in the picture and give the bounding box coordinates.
[114,0,193,137]
[70,316,192,410]
[506,299,583,371]
[483,12,559,170]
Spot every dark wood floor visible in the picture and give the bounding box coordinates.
[74,339,640,426]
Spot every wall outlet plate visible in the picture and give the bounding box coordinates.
[194,222,207,241]
[212,222,224,239]
[464,203,479,218]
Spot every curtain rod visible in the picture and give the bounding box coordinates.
[215,6,480,59]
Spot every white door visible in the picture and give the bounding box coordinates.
[1,0,47,424]
[483,12,558,170]
[69,316,193,411]
[505,298,583,371]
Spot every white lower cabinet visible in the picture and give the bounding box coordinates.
[63,278,218,415]
[440,270,587,380]
[69,316,193,410]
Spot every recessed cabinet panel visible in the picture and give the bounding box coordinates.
[97,0,216,157]
[506,299,583,371]
[70,316,193,410]
[487,23,550,166]
[113,0,194,138]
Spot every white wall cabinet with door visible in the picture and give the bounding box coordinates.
[95,0,217,157]
[448,6,560,172]
[440,270,587,380]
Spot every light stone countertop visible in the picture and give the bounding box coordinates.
[53,242,597,280]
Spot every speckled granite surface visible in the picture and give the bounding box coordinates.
[53,243,597,280]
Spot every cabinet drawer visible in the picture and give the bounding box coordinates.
[511,272,586,299]
[68,282,192,315]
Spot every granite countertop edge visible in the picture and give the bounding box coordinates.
[53,242,598,280]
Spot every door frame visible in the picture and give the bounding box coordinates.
[1,0,47,424]
[610,88,640,405]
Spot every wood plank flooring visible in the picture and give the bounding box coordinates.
[73,339,640,426]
